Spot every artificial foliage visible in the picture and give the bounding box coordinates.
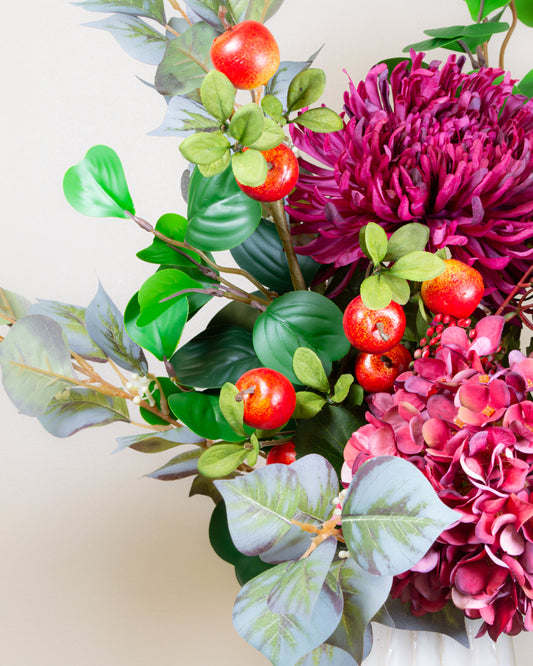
[3,1,533,664]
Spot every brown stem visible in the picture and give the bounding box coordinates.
[269,199,307,291]
[164,23,181,38]
[495,264,533,316]
[168,0,192,25]
[500,0,518,70]
[292,516,345,559]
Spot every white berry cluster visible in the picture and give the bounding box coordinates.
[125,374,155,406]
[331,488,350,559]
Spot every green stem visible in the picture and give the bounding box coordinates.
[269,199,307,291]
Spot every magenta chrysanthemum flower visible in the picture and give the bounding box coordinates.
[288,53,533,305]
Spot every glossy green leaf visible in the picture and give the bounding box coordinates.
[287,68,326,112]
[388,251,445,281]
[219,382,246,437]
[230,218,320,294]
[186,165,262,251]
[139,377,183,426]
[293,391,327,419]
[63,145,135,218]
[154,21,217,96]
[124,291,187,361]
[360,275,393,310]
[516,69,533,98]
[342,456,460,576]
[38,387,129,437]
[136,213,200,266]
[149,95,221,137]
[200,70,236,122]
[0,287,31,324]
[294,107,343,133]
[198,443,249,478]
[292,347,330,393]
[380,274,410,305]
[170,324,260,389]
[137,269,199,326]
[362,222,388,266]
[229,103,265,146]
[261,94,284,120]
[0,315,74,417]
[424,22,509,38]
[85,283,147,374]
[331,374,354,404]
[384,222,430,262]
[244,0,285,22]
[146,448,202,481]
[115,427,204,453]
[85,14,166,65]
[516,0,533,27]
[247,117,285,151]
[253,291,350,385]
[464,0,509,21]
[231,149,268,187]
[179,131,230,165]
[168,391,246,442]
[74,0,166,24]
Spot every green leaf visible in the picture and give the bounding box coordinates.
[261,94,284,120]
[231,150,269,187]
[74,0,166,24]
[516,69,533,98]
[200,70,236,122]
[124,291,187,361]
[295,645,357,666]
[424,22,509,38]
[146,448,203,481]
[266,49,323,104]
[292,347,330,393]
[379,274,410,305]
[287,68,326,112]
[136,213,201,266]
[244,0,285,22]
[0,315,75,417]
[219,382,246,437]
[331,374,354,404]
[294,107,343,133]
[115,427,204,454]
[179,131,230,165]
[464,0,509,21]
[0,287,31,324]
[63,145,135,218]
[246,117,285,151]
[154,21,217,96]
[516,0,533,27]
[139,377,183,426]
[228,103,265,146]
[168,391,246,442]
[186,165,262,251]
[293,391,327,419]
[170,324,260,389]
[253,291,350,385]
[384,222,430,262]
[247,433,260,467]
[198,151,232,178]
[362,222,388,266]
[230,218,320,294]
[342,456,460,576]
[38,387,129,437]
[359,275,393,310]
[136,268,201,327]
[190,474,223,504]
[388,251,445,281]
[198,443,249,478]
[85,283,147,374]
[149,95,221,137]
[85,14,166,65]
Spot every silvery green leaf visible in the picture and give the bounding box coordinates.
[149,95,221,137]
[146,448,203,480]
[296,645,357,666]
[0,287,31,324]
[29,299,106,362]
[74,0,166,24]
[114,427,205,453]
[38,387,129,437]
[0,315,74,417]
[185,0,248,28]
[342,456,460,576]
[85,15,166,65]
[85,283,147,374]
[244,0,285,22]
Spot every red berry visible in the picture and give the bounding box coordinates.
[210,20,280,90]
[355,343,412,393]
[236,144,299,202]
[343,296,406,354]
[421,259,484,318]
[235,368,296,430]
[266,441,296,465]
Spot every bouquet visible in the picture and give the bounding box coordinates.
[2,1,533,664]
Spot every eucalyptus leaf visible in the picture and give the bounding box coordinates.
[296,645,357,666]
[185,0,247,28]
[359,275,393,310]
[179,131,230,165]
[85,282,147,374]
[294,107,343,133]
[244,0,285,22]
[198,443,249,478]
[342,456,460,576]
[74,0,166,24]
[229,103,265,146]
[63,145,135,219]
[115,427,204,453]
[362,222,388,266]
[149,95,221,137]
[293,391,327,419]
[0,287,31,324]
[200,70,236,122]
[287,68,326,112]
[388,251,445,281]
[168,391,246,442]
[38,387,129,438]
[231,150,269,186]
[384,223,430,262]
[146,448,203,480]
[0,315,74,417]
[219,382,246,437]
[265,49,323,104]
[85,14,166,65]
[292,347,330,393]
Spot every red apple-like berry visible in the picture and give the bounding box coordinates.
[355,343,412,393]
[421,259,484,318]
[343,296,406,353]
[236,144,299,202]
[235,367,296,430]
[266,441,296,465]
[210,20,280,90]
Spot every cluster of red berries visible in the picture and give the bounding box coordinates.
[413,313,476,359]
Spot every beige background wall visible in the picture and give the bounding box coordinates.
[1,1,532,664]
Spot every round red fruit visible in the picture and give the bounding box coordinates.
[210,20,280,90]
[236,144,299,202]
[355,343,412,393]
[266,441,296,465]
[235,368,296,430]
[421,259,484,318]
[343,296,406,353]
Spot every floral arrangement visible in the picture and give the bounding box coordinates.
[2,0,533,664]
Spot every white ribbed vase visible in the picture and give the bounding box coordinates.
[362,621,517,666]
